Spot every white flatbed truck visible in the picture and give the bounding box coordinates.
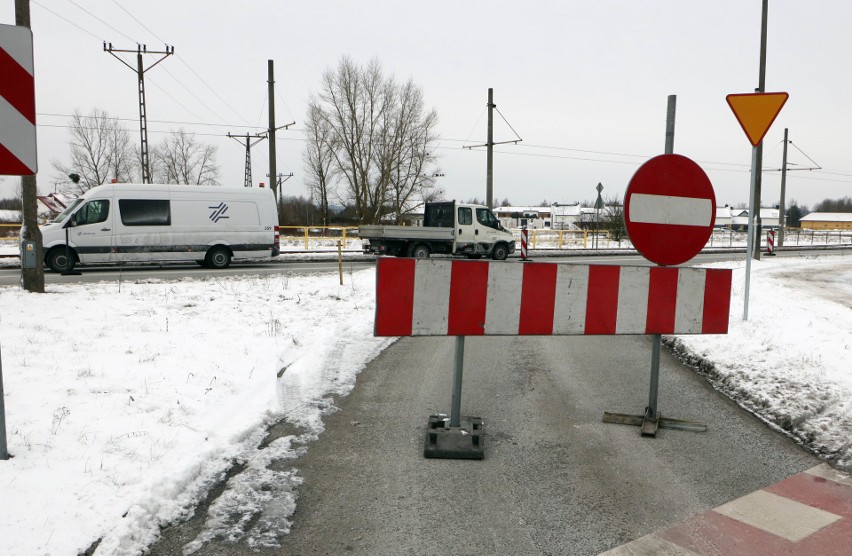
[359,201,515,260]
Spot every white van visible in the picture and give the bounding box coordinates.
[40,183,280,272]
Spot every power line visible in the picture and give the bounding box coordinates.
[37,113,852,183]
[111,0,249,126]
[38,112,264,131]
[174,54,251,125]
[31,1,101,41]
[66,0,136,42]
[37,0,254,130]
[111,0,165,42]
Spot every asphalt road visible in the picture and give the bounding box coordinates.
[149,334,818,555]
[0,258,376,286]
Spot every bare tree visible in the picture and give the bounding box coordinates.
[381,80,442,223]
[52,108,138,194]
[151,129,219,185]
[307,57,440,224]
[603,195,626,242]
[303,101,339,226]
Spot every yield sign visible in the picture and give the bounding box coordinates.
[0,24,38,175]
[726,92,789,147]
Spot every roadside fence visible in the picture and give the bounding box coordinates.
[1,222,850,254]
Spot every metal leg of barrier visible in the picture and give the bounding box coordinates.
[602,334,707,436]
[424,336,484,459]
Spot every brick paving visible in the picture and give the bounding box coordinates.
[601,464,852,556]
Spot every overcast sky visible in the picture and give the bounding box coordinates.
[2,0,851,209]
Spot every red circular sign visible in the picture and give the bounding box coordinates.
[624,154,716,266]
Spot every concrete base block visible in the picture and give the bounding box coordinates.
[423,415,484,460]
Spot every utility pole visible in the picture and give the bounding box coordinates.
[267,172,294,190]
[14,0,44,294]
[486,88,494,209]
[778,127,789,247]
[227,132,266,187]
[463,88,521,208]
[265,60,294,203]
[752,0,769,260]
[268,60,277,201]
[104,43,174,183]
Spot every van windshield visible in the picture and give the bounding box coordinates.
[50,199,84,224]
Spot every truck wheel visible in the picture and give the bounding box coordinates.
[491,243,509,261]
[46,247,76,273]
[410,244,430,258]
[205,246,232,269]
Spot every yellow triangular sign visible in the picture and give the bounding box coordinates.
[726,92,789,146]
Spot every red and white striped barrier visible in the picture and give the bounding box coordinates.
[766,229,776,255]
[520,227,528,260]
[375,259,732,337]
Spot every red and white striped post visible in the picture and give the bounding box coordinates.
[0,24,38,175]
[766,229,776,256]
[520,226,529,261]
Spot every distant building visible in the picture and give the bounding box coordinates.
[731,209,749,231]
[37,192,70,222]
[799,212,852,230]
[715,206,732,228]
[729,208,780,231]
[549,203,582,230]
[494,206,551,229]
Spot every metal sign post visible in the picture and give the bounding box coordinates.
[1,344,9,460]
[603,95,711,436]
[594,183,604,250]
[424,336,483,459]
[725,91,789,321]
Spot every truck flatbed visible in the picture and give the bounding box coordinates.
[358,225,454,241]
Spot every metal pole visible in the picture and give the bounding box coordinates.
[16,0,45,294]
[744,145,759,321]
[594,208,599,250]
[1,343,7,460]
[268,60,278,203]
[450,336,465,428]
[778,128,789,246]
[648,333,661,420]
[753,0,769,260]
[137,50,151,183]
[665,95,676,153]
[486,88,494,209]
[647,94,677,421]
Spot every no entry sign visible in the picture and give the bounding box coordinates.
[624,154,716,266]
[0,24,37,175]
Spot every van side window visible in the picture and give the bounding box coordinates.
[476,208,499,229]
[458,207,473,226]
[119,199,171,226]
[75,200,109,225]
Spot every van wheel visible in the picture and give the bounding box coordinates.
[46,247,76,273]
[205,246,231,269]
[491,243,509,261]
[409,244,430,258]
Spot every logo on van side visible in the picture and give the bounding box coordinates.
[209,202,230,223]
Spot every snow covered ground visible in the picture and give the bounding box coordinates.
[0,252,850,555]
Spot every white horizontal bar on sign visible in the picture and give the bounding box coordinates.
[629,193,712,227]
